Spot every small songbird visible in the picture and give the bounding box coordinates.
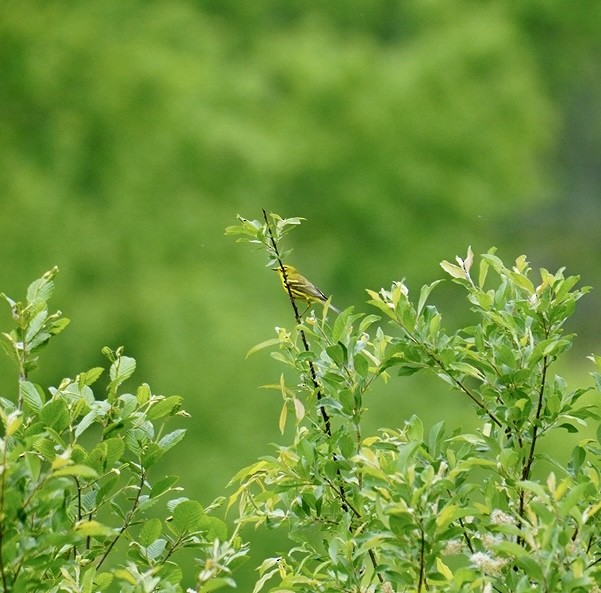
[275,264,340,314]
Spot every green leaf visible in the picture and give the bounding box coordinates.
[25,309,48,344]
[417,280,444,316]
[436,503,459,530]
[20,381,44,412]
[246,338,282,358]
[137,383,151,405]
[158,429,187,451]
[150,475,179,498]
[200,577,238,593]
[140,518,162,546]
[54,464,98,478]
[74,520,114,537]
[86,438,125,472]
[39,399,69,431]
[406,415,424,442]
[81,567,96,593]
[171,500,205,533]
[326,343,346,366]
[448,362,484,380]
[353,353,369,377]
[198,515,228,541]
[94,573,114,591]
[26,268,57,306]
[142,443,164,468]
[108,355,136,395]
[144,538,167,561]
[78,367,105,387]
[147,395,183,420]
[440,260,467,280]
[331,307,353,343]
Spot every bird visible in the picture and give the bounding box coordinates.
[275,264,340,314]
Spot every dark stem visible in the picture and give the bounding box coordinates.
[417,522,426,592]
[521,355,549,483]
[261,210,386,582]
[261,209,332,435]
[517,354,549,542]
[97,467,146,569]
[401,325,502,428]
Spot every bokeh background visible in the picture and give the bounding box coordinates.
[2,1,601,588]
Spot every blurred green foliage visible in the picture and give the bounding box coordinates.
[1,0,601,587]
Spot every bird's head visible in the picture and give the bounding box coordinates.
[274,264,298,276]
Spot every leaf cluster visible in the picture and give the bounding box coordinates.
[228,215,601,593]
[0,272,247,593]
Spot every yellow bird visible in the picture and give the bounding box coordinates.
[275,265,340,314]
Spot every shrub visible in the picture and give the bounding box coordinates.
[0,267,246,593]
[227,213,601,593]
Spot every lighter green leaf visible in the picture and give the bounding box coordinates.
[54,464,98,478]
[109,355,136,383]
[436,503,459,530]
[440,260,467,280]
[158,429,187,451]
[417,280,444,316]
[74,520,114,537]
[20,381,44,412]
[139,518,162,546]
[147,395,183,420]
[246,338,281,358]
[172,500,205,533]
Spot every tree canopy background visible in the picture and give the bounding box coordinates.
[2,1,601,587]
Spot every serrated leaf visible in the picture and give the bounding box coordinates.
[79,367,104,387]
[140,518,162,546]
[20,381,44,412]
[40,399,70,431]
[158,429,186,451]
[25,310,48,344]
[144,538,167,560]
[27,269,57,306]
[172,500,205,533]
[109,355,136,384]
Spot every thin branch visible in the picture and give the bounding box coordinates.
[417,522,426,592]
[401,325,503,428]
[521,355,549,482]
[262,210,386,583]
[262,209,332,435]
[97,467,146,569]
